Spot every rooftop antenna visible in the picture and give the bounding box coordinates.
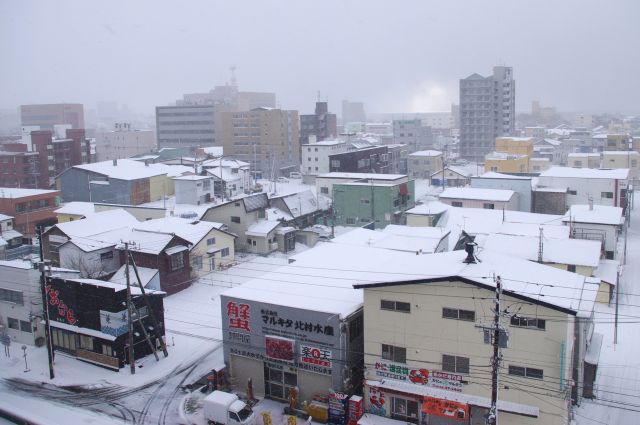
[317,90,321,102]
[230,65,237,87]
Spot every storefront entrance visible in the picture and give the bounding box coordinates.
[264,362,298,401]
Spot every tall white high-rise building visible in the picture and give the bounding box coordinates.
[459,66,515,162]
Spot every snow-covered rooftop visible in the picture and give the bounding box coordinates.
[0,187,58,198]
[408,150,442,157]
[133,217,222,246]
[406,201,451,216]
[594,259,619,285]
[0,213,14,221]
[540,166,629,180]
[563,204,624,226]
[478,233,602,267]
[273,190,319,218]
[73,159,169,180]
[440,187,514,202]
[476,172,532,180]
[54,209,139,238]
[246,220,280,237]
[55,201,96,216]
[317,172,406,180]
[110,265,159,288]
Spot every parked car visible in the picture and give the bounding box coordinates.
[289,172,302,179]
[277,177,289,183]
[203,391,256,425]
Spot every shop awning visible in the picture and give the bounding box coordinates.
[365,379,539,418]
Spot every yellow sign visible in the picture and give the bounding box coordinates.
[262,412,272,425]
[287,415,297,425]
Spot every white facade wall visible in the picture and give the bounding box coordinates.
[407,153,442,179]
[189,229,235,276]
[316,175,408,199]
[301,142,348,176]
[174,177,214,205]
[95,130,156,162]
[470,178,531,212]
[440,196,517,211]
[537,176,627,208]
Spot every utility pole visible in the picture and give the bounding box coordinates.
[537,227,544,263]
[128,252,169,357]
[125,242,135,374]
[487,275,503,425]
[37,225,55,380]
[614,266,620,345]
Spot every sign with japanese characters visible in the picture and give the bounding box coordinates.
[422,397,468,421]
[100,309,128,337]
[300,344,332,368]
[45,282,78,326]
[221,296,342,378]
[374,359,463,392]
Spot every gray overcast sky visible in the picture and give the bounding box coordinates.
[1,0,639,116]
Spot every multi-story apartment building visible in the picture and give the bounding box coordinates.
[218,108,300,178]
[393,119,434,152]
[407,150,442,179]
[0,188,60,238]
[0,129,92,189]
[354,247,599,425]
[20,103,85,130]
[301,139,348,177]
[95,123,156,161]
[602,151,640,179]
[460,66,515,162]
[155,104,218,149]
[329,146,390,174]
[300,102,337,144]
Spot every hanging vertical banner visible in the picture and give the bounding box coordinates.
[262,411,272,425]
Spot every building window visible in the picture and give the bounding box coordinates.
[231,216,241,223]
[79,335,94,350]
[0,288,24,305]
[601,192,613,199]
[510,316,546,330]
[100,251,113,261]
[258,209,266,219]
[207,237,216,246]
[382,344,406,363]
[8,317,19,330]
[349,316,363,341]
[220,247,230,257]
[508,365,543,379]
[483,203,495,209]
[568,264,576,272]
[391,397,418,423]
[360,199,370,204]
[380,300,411,313]
[170,253,184,271]
[568,190,577,195]
[451,201,463,207]
[346,218,356,225]
[20,320,31,333]
[193,255,203,270]
[442,354,469,374]
[102,345,113,356]
[442,308,475,321]
[331,160,340,168]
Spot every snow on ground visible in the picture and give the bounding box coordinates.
[574,205,640,424]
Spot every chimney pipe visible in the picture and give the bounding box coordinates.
[588,197,593,211]
[463,242,477,264]
[113,159,117,166]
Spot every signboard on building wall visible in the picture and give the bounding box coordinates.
[221,296,342,377]
[46,280,78,326]
[374,359,463,392]
[422,396,468,421]
[100,309,128,337]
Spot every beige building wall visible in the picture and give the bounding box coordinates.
[495,137,535,157]
[567,153,599,169]
[363,281,573,425]
[189,229,236,277]
[529,157,550,173]
[149,174,171,201]
[56,213,85,223]
[218,109,300,176]
[484,155,529,174]
[602,151,640,179]
[406,214,435,227]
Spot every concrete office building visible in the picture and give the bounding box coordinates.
[155,104,219,149]
[20,103,85,130]
[393,119,434,152]
[95,123,156,161]
[218,108,300,178]
[300,102,337,144]
[459,66,515,162]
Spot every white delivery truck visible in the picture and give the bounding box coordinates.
[203,391,256,425]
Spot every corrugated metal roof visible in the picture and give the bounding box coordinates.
[243,193,269,212]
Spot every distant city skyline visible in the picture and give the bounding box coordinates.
[1,0,639,117]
